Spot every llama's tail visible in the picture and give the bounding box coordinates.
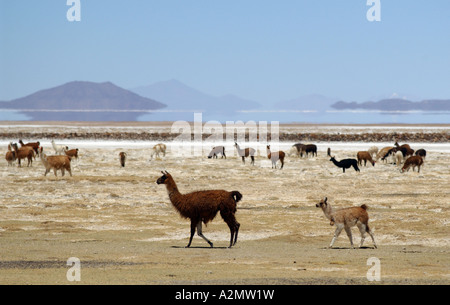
[231,191,243,203]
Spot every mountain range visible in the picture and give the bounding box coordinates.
[332,99,450,112]
[130,79,261,114]
[0,81,166,121]
[0,79,448,122]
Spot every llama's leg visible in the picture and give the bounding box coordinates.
[197,222,213,248]
[357,223,366,248]
[366,226,378,249]
[330,225,344,248]
[234,222,240,246]
[226,219,239,248]
[186,220,197,248]
[221,210,239,248]
[250,156,254,165]
[344,226,354,248]
[280,158,284,169]
[241,156,245,164]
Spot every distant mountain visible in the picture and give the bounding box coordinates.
[130,79,261,115]
[366,92,423,103]
[0,81,166,121]
[274,94,339,111]
[332,99,450,112]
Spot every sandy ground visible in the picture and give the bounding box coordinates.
[0,124,449,285]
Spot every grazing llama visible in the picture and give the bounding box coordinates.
[316,197,377,249]
[156,171,242,248]
[300,144,317,158]
[291,143,304,157]
[401,155,424,173]
[208,146,226,159]
[375,146,394,163]
[356,151,375,166]
[150,143,166,161]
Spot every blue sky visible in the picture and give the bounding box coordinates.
[1,0,450,106]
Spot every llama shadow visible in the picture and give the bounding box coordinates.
[171,246,229,249]
[321,246,376,250]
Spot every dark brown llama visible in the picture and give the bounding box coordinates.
[156,171,242,248]
[19,139,40,157]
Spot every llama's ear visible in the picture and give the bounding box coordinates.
[164,170,169,175]
[324,197,327,203]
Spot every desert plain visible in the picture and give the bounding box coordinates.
[0,122,449,285]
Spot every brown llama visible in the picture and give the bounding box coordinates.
[119,152,127,167]
[65,148,79,160]
[401,155,424,173]
[156,171,242,248]
[357,151,375,166]
[19,139,40,157]
[316,197,377,249]
[5,144,16,166]
[11,143,34,167]
[39,147,72,177]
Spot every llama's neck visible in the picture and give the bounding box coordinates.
[331,159,340,166]
[165,177,183,205]
[39,153,48,165]
[321,204,335,220]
